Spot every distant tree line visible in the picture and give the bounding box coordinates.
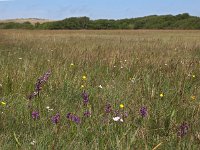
[1,13,200,30]
[0,21,34,29]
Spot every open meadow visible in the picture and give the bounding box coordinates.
[0,29,200,149]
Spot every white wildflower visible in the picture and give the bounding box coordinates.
[46,106,53,112]
[30,140,36,145]
[113,116,123,122]
[113,116,120,121]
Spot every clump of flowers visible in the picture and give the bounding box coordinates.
[105,103,112,113]
[140,106,147,117]
[28,70,51,100]
[113,109,128,119]
[32,111,39,120]
[35,70,51,94]
[112,103,128,123]
[83,110,91,117]
[81,91,92,118]
[82,91,89,105]
[177,122,189,137]
[51,113,60,124]
[67,113,81,124]
[103,102,129,123]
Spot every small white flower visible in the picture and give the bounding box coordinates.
[130,76,139,84]
[120,66,123,69]
[18,58,22,60]
[47,60,50,62]
[99,85,103,89]
[30,140,36,145]
[130,78,136,83]
[164,63,168,66]
[114,66,116,68]
[113,116,123,122]
[0,84,2,87]
[46,106,53,112]
[180,61,184,64]
[113,116,120,121]
[33,91,38,95]
[124,60,127,62]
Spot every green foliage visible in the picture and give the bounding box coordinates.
[1,13,200,30]
[0,22,34,29]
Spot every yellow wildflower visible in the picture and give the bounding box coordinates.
[82,75,87,80]
[192,75,195,78]
[70,63,74,67]
[191,96,196,100]
[120,104,124,109]
[160,93,164,98]
[1,101,6,106]
[81,85,84,88]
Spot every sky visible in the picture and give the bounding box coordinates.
[0,0,200,20]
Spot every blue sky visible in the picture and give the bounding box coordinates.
[0,0,199,20]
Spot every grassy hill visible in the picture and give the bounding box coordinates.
[0,18,54,24]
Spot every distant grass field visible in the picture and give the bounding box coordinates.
[0,29,200,149]
[0,18,54,24]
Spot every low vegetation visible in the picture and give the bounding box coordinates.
[0,30,200,149]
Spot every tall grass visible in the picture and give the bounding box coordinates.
[0,29,200,149]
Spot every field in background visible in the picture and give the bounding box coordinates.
[0,18,54,24]
[0,30,200,149]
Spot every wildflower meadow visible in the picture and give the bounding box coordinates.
[0,29,200,149]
